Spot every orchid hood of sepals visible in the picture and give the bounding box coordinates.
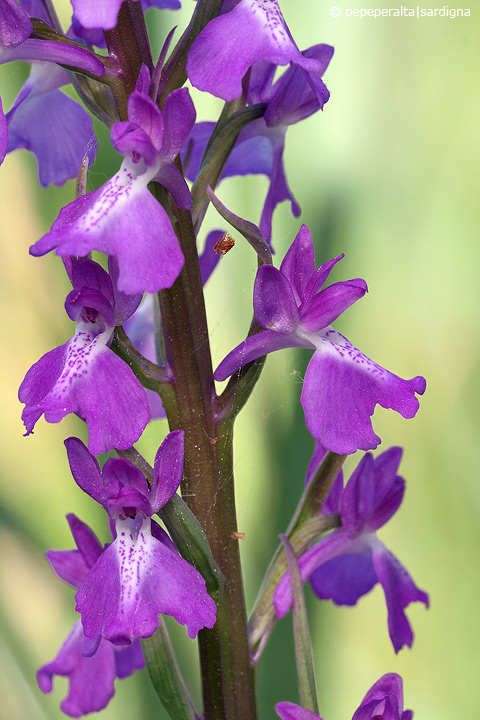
[18,258,149,455]
[64,432,217,644]
[30,71,195,294]
[38,514,145,717]
[6,62,96,187]
[214,225,426,454]
[187,0,332,103]
[274,447,429,653]
[275,673,412,720]
[71,0,180,31]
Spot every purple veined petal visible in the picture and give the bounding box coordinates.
[0,38,105,76]
[127,90,164,151]
[247,60,277,104]
[102,457,150,497]
[223,121,274,178]
[160,87,196,162]
[279,225,315,306]
[214,329,310,382]
[265,44,334,128]
[71,0,124,30]
[150,430,184,512]
[187,0,323,102]
[352,674,406,720]
[372,544,429,653]
[254,265,300,333]
[19,343,70,436]
[275,701,324,720]
[299,279,367,333]
[274,528,356,618]
[37,621,118,717]
[65,286,115,327]
[340,453,376,538]
[309,551,378,607]
[30,166,185,294]
[0,0,32,47]
[258,132,301,242]
[107,485,153,518]
[153,162,192,209]
[76,516,217,644]
[71,258,114,305]
[300,330,426,455]
[108,256,143,325]
[6,86,97,187]
[65,437,105,504]
[67,513,105,570]
[0,95,7,165]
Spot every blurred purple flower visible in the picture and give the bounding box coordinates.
[215,225,426,454]
[274,447,429,653]
[71,0,181,32]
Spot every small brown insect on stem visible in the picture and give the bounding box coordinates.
[231,531,246,540]
[213,233,235,256]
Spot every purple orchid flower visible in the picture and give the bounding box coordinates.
[0,0,32,47]
[30,67,195,294]
[5,61,96,186]
[274,447,429,653]
[214,225,426,454]
[275,673,412,720]
[186,0,332,105]
[64,431,217,645]
[38,514,145,718]
[184,46,333,242]
[18,258,149,455]
[71,0,181,32]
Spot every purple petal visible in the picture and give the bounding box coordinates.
[0,38,105,76]
[19,343,70,436]
[154,162,192,209]
[102,457,150,497]
[254,265,300,333]
[65,437,104,504]
[0,0,32,47]
[7,87,96,187]
[71,258,114,305]
[352,674,406,720]
[31,169,185,294]
[76,517,217,644]
[151,430,184,512]
[279,225,316,305]
[340,453,376,538]
[258,133,301,241]
[127,90,164,151]
[299,279,367,332]
[187,0,324,102]
[300,331,426,455]
[45,514,103,587]
[114,639,145,678]
[372,545,429,653]
[214,329,309,382]
[161,88,196,161]
[274,529,355,618]
[110,122,159,166]
[0,96,7,165]
[265,44,334,127]
[181,121,214,181]
[275,702,324,720]
[37,621,118,717]
[301,255,345,307]
[309,551,378,606]
[72,0,123,30]
[107,256,143,325]
[199,230,222,285]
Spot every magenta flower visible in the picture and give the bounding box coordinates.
[65,431,217,645]
[18,258,149,455]
[30,67,195,294]
[38,514,145,717]
[274,447,429,653]
[275,673,412,720]
[215,225,426,454]
[71,0,181,32]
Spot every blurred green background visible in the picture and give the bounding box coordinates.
[1,0,479,718]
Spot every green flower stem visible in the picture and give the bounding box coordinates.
[142,618,199,720]
[158,199,257,720]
